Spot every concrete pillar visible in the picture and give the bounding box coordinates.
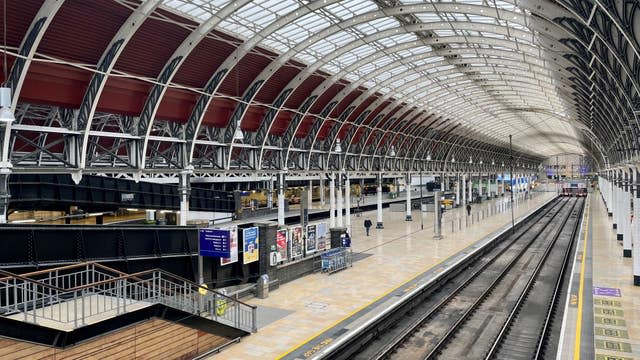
[278,171,286,226]
[462,174,466,205]
[406,172,412,221]
[329,172,336,228]
[376,173,384,228]
[478,173,483,197]
[345,175,351,231]
[633,168,640,285]
[178,170,191,226]
[623,169,632,257]
[337,172,343,228]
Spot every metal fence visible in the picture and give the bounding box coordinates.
[0,262,257,333]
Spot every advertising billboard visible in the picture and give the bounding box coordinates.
[289,226,304,259]
[276,229,287,261]
[243,227,260,264]
[220,226,238,266]
[306,224,317,254]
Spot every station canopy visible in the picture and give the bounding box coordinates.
[1,0,638,175]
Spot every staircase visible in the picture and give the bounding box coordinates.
[0,262,256,334]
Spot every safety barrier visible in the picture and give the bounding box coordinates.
[0,262,256,333]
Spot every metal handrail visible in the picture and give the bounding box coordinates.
[0,262,257,333]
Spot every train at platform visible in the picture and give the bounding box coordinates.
[560,181,588,197]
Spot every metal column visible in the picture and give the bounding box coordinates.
[623,169,632,257]
[433,190,442,240]
[462,173,466,205]
[337,172,343,228]
[178,169,191,226]
[0,168,9,224]
[278,171,285,226]
[455,173,460,207]
[345,174,351,231]
[329,172,336,228]
[633,168,640,285]
[376,173,384,229]
[406,172,412,221]
[468,172,473,202]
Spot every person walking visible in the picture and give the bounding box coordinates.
[364,218,372,236]
[466,203,472,216]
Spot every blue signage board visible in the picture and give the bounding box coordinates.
[199,228,231,257]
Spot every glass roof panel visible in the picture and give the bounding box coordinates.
[160,0,582,157]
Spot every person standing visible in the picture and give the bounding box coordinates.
[364,218,372,236]
[466,203,472,216]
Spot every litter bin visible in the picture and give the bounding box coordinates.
[256,274,269,299]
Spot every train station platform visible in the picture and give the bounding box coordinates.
[212,191,556,359]
[559,190,640,360]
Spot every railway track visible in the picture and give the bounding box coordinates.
[317,197,584,360]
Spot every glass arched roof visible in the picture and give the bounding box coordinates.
[163,0,581,158]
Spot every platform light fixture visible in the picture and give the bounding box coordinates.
[469,156,473,164]
[232,122,244,141]
[451,156,455,163]
[334,138,342,153]
[479,159,483,164]
[492,159,495,165]
[0,87,14,123]
[426,153,432,161]
[389,145,396,157]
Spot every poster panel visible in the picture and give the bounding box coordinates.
[220,225,238,266]
[243,227,260,264]
[306,224,317,253]
[199,228,230,257]
[276,229,288,261]
[316,222,329,250]
[289,226,304,259]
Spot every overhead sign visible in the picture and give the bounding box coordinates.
[243,227,260,264]
[220,226,238,266]
[199,228,231,258]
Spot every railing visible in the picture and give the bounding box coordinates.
[0,263,257,333]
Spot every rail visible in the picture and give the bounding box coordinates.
[0,262,257,333]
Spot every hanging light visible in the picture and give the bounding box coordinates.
[389,145,396,157]
[469,156,473,164]
[479,159,483,164]
[501,162,505,167]
[491,159,495,165]
[334,138,342,153]
[0,87,13,123]
[426,153,432,161]
[451,156,455,163]
[233,122,244,141]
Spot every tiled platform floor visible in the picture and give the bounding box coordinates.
[213,191,555,359]
[559,191,640,360]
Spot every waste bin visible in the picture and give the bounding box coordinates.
[256,274,269,299]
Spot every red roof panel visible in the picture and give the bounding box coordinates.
[115,16,190,77]
[39,0,130,65]
[172,35,237,88]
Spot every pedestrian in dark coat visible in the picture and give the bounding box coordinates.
[364,218,373,236]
